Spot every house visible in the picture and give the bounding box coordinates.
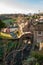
[1,22,19,33]
[33,20,43,50]
[9,22,19,32]
[1,28,10,33]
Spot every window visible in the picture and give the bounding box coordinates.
[38,31,41,34]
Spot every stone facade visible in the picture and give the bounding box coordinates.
[33,21,43,50]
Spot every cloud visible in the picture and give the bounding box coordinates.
[0,0,43,14]
[0,0,34,14]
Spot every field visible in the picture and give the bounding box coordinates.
[2,18,16,24]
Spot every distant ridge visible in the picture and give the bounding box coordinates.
[0,14,28,20]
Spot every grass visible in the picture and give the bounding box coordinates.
[3,19,16,24]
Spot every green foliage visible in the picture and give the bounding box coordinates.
[32,51,43,64]
[0,19,6,30]
[0,47,4,59]
[0,40,19,59]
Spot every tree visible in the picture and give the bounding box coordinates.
[0,19,6,30]
[32,51,43,65]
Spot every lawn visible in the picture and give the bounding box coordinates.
[3,18,16,24]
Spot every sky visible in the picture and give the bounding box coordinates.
[0,0,43,14]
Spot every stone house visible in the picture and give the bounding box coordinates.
[1,28,10,33]
[33,21,43,50]
[1,22,19,33]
